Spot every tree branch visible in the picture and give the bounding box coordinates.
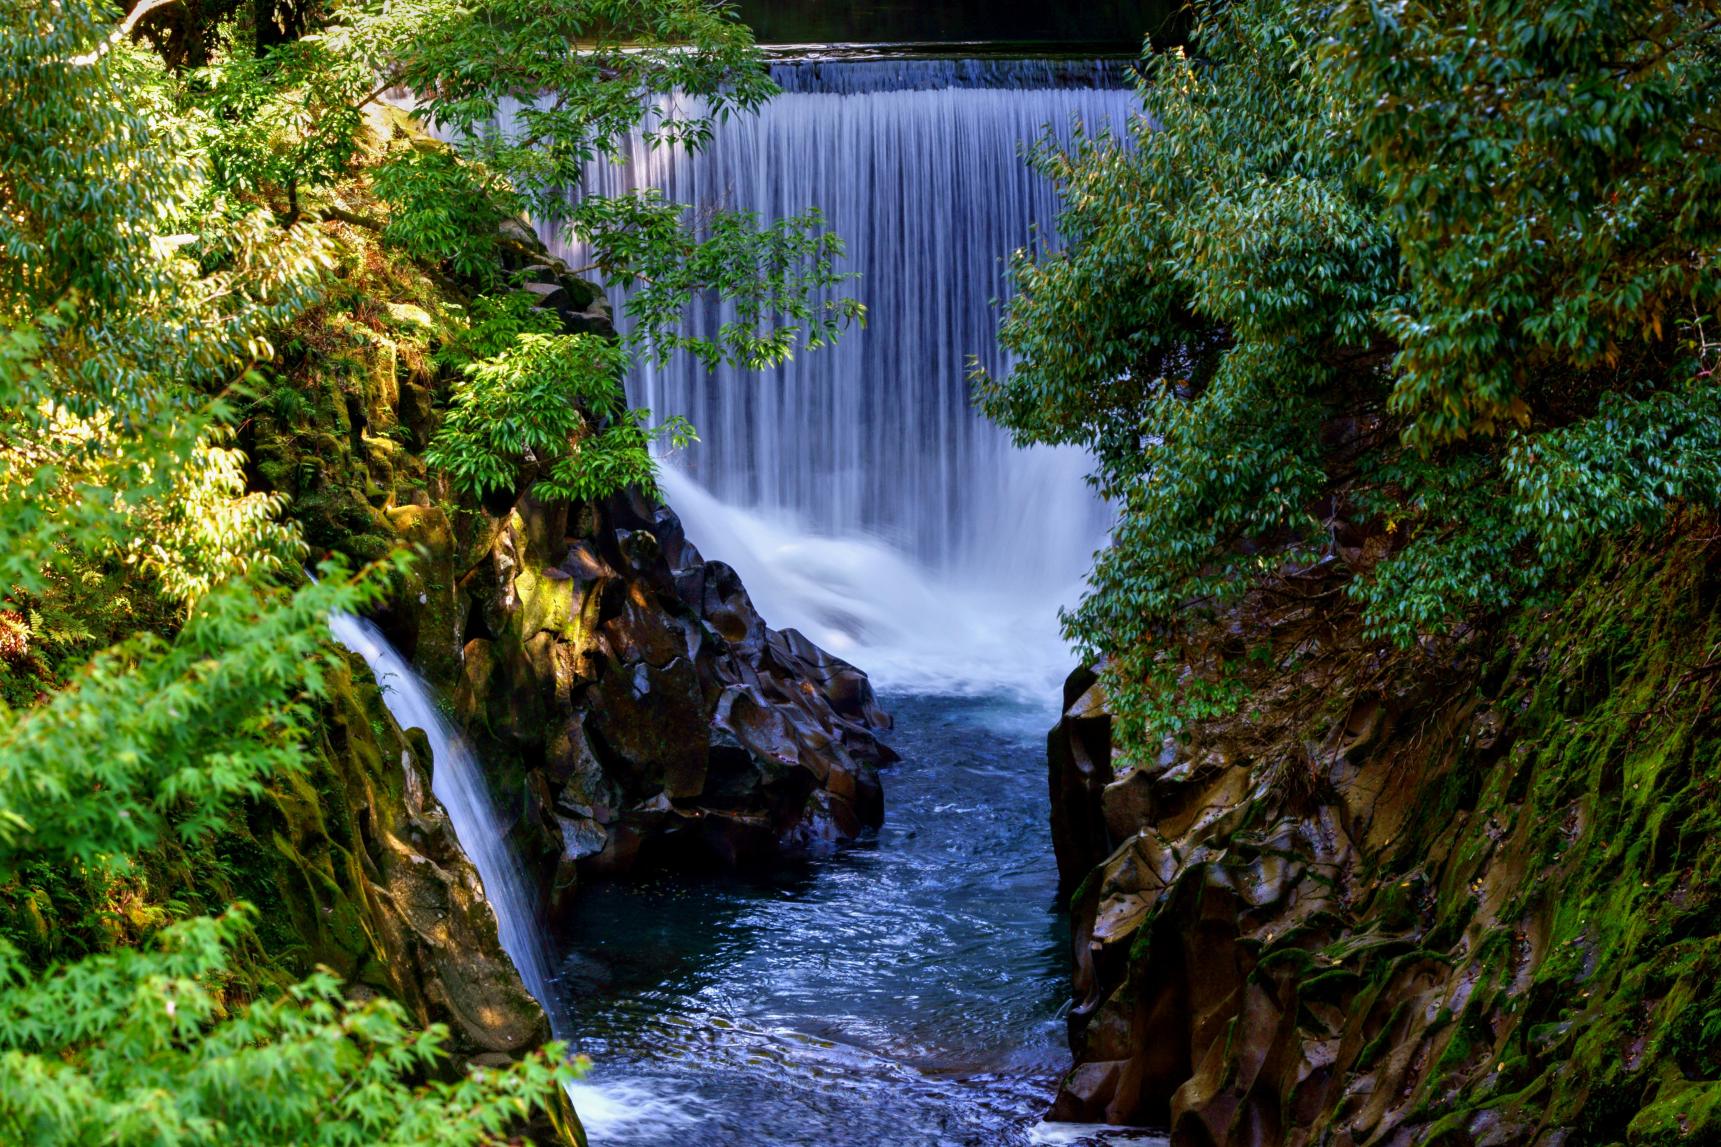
[70,0,183,65]
[319,206,387,232]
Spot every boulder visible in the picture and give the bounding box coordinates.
[438,486,895,908]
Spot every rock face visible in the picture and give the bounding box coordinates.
[247,206,894,917]
[1046,532,1721,1146]
[243,189,886,1147]
[393,484,894,913]
[250,659,551,1058]
[359,227,895,909]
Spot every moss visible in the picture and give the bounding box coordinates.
[1085,526,1721,1142]
[1628,1079,1721,1145]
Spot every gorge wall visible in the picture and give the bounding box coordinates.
[1046,527,1721,1146]
[257,658,553,1058]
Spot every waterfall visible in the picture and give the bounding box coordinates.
[328,614,556,1008]
[529,58,1136,697]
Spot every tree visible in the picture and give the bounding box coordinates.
[977,0,1721,752]
[4,0,867,1134]
[0,2,575,1139]
[195,0,864,504]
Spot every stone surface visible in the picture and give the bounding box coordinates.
[258,658,552,1058]
[1044,531,1721,1146]
[406,482,895,912]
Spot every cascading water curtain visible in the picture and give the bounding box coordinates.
[507,59,1138,694]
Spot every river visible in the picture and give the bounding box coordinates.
[554,693,1161,1147]
[541,53,1148,1145]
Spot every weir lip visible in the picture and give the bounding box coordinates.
[756,40,1142,62]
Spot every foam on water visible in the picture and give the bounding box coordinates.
[657,465,1084,700]
[563,1078,714,1140]
[1027,1123,1171,1146]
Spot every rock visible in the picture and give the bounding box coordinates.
[392,473,893,906]
[258,658,551,1058]
[520,280,569,310]
[365,221,893,912]
[1048,665,1114,893]
[384,301,434,330]
[1043,530,1721,1145]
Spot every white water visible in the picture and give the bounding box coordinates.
[363,59,1152,1140]
[524,59,1135,697]
[656,466,1089,697]
[562,1078,713,1141]
[1027,1124,1169,1146]
[328,614,557,1008]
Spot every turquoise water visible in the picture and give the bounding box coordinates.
[550,693,1161,1147]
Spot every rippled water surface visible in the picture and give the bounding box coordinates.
[549,693,1164,1147]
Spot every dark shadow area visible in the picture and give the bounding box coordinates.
[737,0,1185,50]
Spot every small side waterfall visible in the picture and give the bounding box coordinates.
[524,58,1136,696]
[328,614,556,1008]
[333,614,702,1137]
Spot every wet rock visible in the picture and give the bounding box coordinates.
[261,658,551,1058]
[520,280,569,311]
[372,222,893,912]
[392,469,892,909]
[1048,665,1114,893]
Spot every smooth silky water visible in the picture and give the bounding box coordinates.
[525,57,1132,698]
[553,694,1162,1147]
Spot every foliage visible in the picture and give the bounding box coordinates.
[0,568,382,865]
[180,0,863,503]
[978,0,1721,749]
[5,0,855,1126]
[1,2,573,1140]
[571,191,865,370]
[431,290,566,371]
[368,146,514,283]
[0,909,573,1147]
[197,27,370,223]
[425,328,698,501]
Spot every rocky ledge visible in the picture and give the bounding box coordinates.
[373,252,895,912]
[250,203,896,917]
[395,482,896,915]
[1044,530,1721,1147]
[256,657,551,1057]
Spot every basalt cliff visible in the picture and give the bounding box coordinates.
[1048,526,1721,1147]
[238,105,890,985]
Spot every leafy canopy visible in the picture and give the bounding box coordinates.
[199,0,864,504]
[978,0,1721,749]
[1,1,575,1139]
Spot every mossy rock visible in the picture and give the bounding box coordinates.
[1628,1079,1721,1145]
